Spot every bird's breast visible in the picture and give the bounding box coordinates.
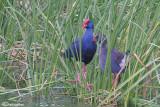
[81,42,97,64]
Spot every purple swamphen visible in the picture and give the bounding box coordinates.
[63,19,129,90]
[64,19,97,86]
[96,34,130,88]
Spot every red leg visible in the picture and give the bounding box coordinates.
[112,74,120,88]
[112,74,116,85]
[82,64,94,91]
[67,73,81,84]
[82,64,87,79]
[67,64,87,84]
[75,73,81,83]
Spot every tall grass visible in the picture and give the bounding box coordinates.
[0,0,160,106]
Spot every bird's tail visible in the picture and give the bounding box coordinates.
[123,50,131,68]
[60,49,66,58]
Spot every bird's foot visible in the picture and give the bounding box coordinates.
[67,73,81,84]
[86,83,93,91]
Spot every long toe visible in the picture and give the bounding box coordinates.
[67,73,81,84]
[75,73,81,83]
[86,83,93,91]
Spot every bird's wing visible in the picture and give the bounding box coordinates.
[64,37,82,60]
[97,34,126,73]
[99,46,122,71]
[99,45,107,71]
[111,49,124,64]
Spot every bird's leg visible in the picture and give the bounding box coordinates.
[81,64,94,91]
[82,64,94,91]
[67,64,87,84]
[112,74,120,89]
[112,56,127,88]
[75,73,81,83]
[112,74,116,88]
[82,64,87,80]
[67,73,81,84]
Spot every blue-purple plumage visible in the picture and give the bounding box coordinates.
[64,20,97,65]
[63,19,129,89]
[64,38,81,61]
[96,34,130,88]
[96,34,127,74]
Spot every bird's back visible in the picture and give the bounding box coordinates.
[111,49,124,73]
[97,34,125,73]
[63,38,81,61]
[64,37,97,65]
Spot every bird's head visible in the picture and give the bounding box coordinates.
[82,19,94,29]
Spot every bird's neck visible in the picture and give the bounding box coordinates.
[83,28,94,39]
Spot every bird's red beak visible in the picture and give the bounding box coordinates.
[82,19,90,29]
